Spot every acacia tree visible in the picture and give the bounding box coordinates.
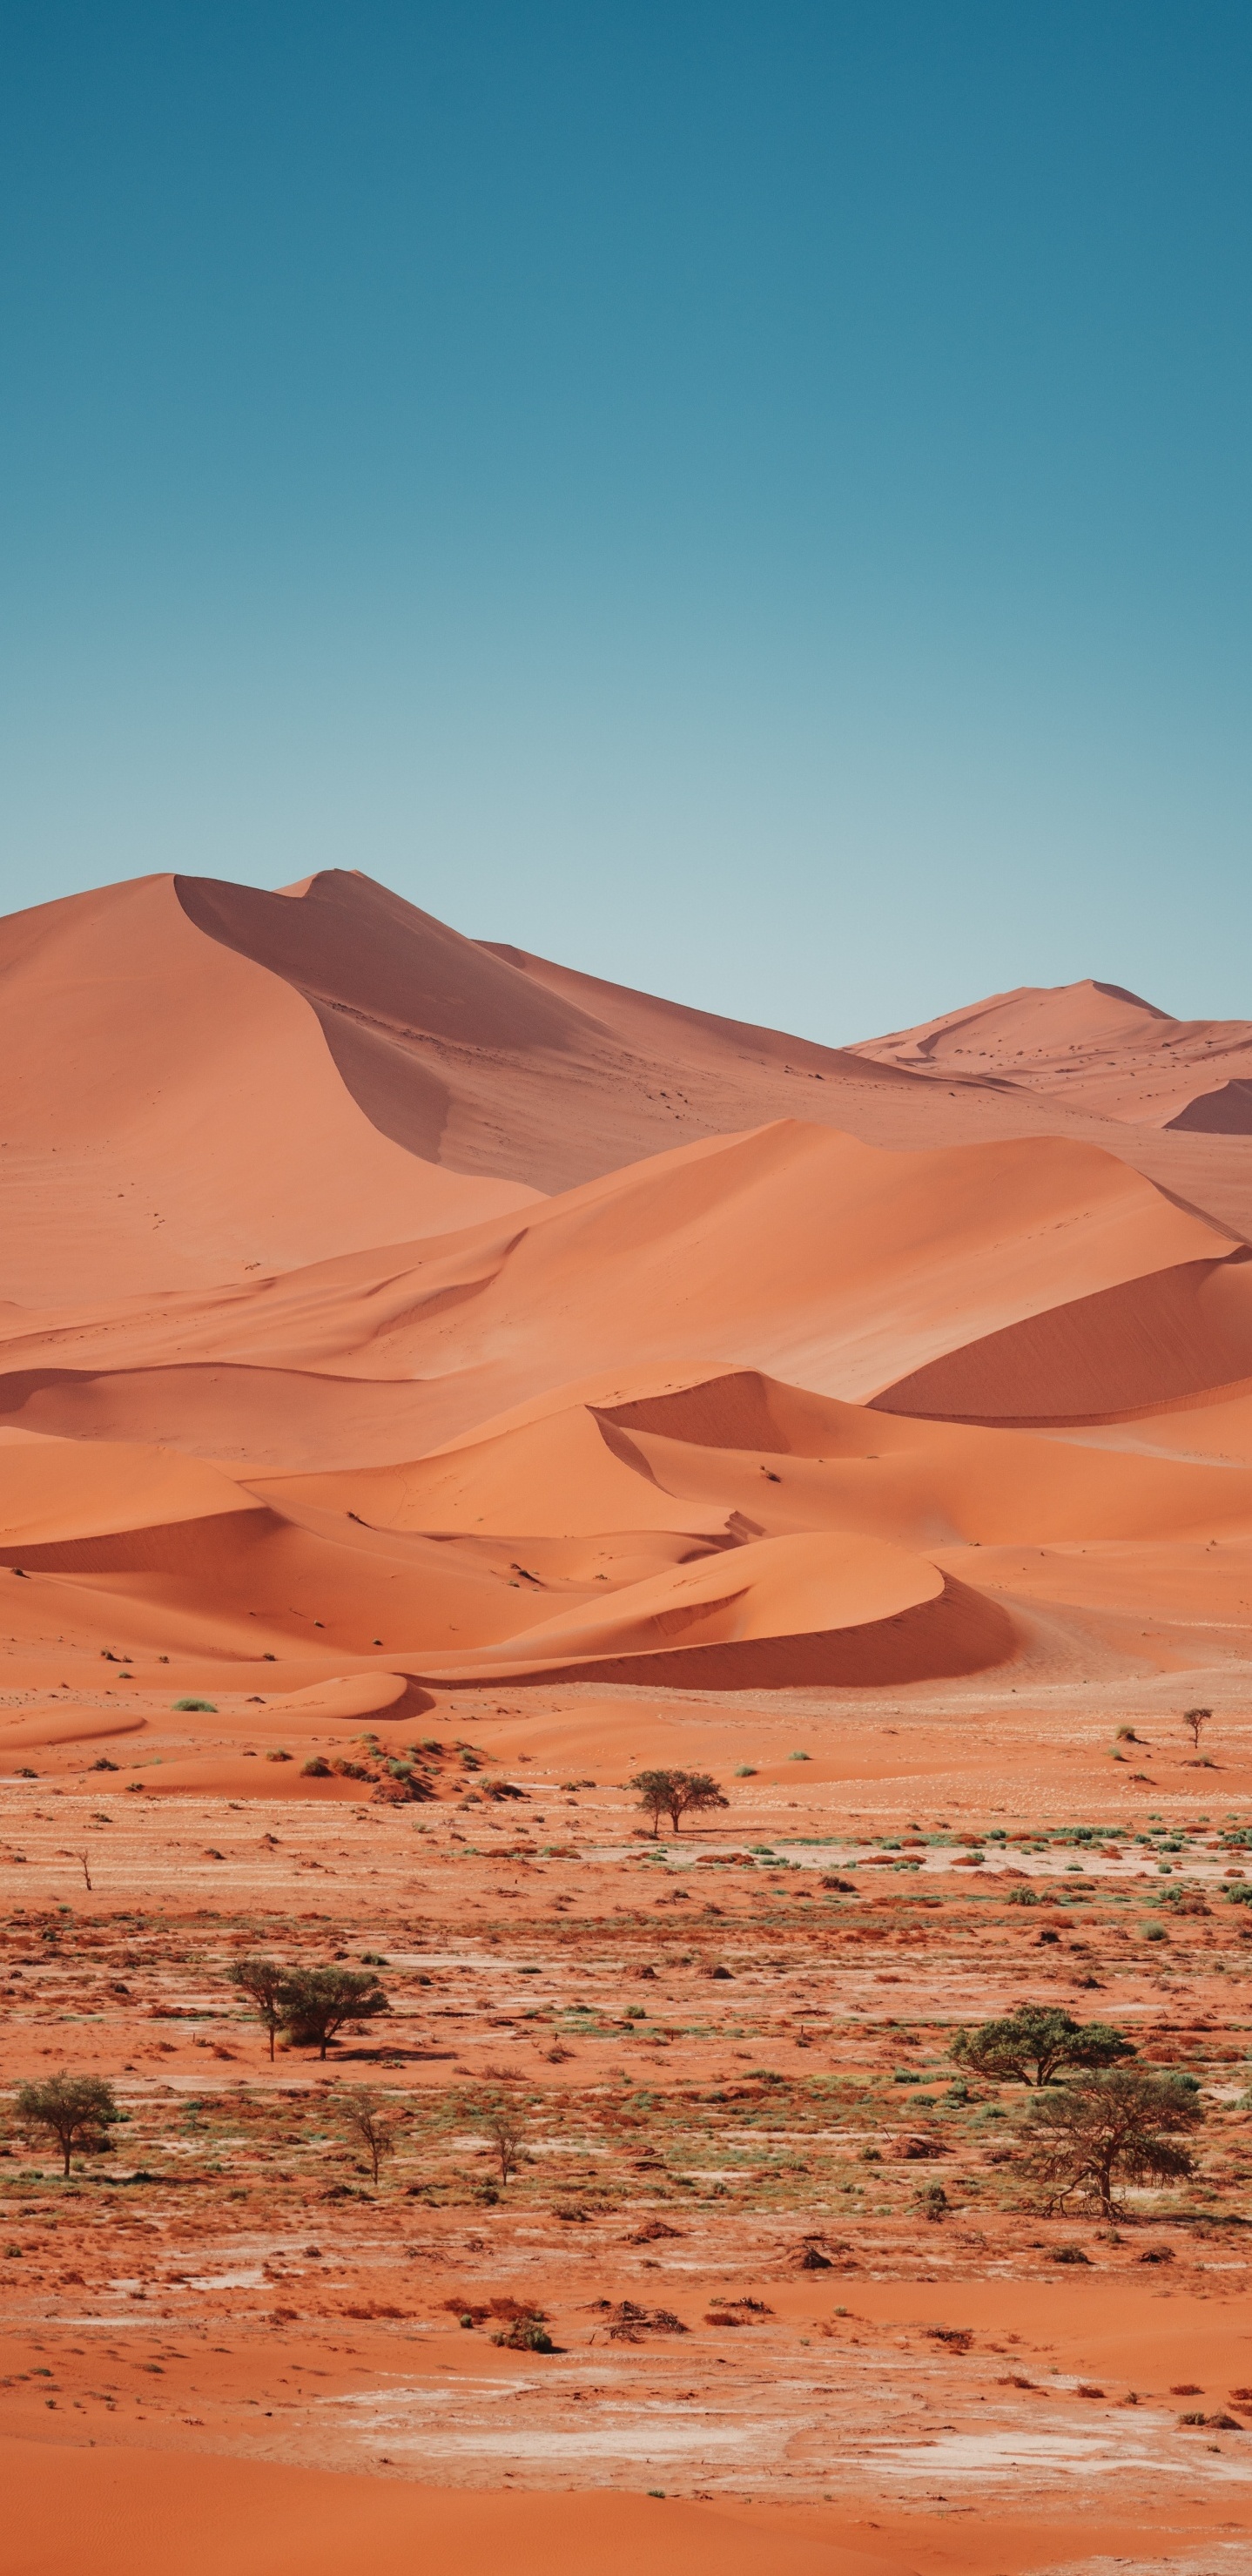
[951,2006,1134,2088]
[278,1966,388,2060]
[629,1768,729,1837]
[343,2088,406,2185]
[230,1956,286,2060]
[1183,1707,1211,1752]
[1021,2069,1202,2218]
[481,2101,528,2185]
[17,2073,121,2178]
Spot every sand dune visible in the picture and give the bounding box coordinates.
[852,973,1252,1133]
[0,874,537,1305]
[3,863,1249,1693]
[874,1248,1252,1424]
[0,1425,248,1544]
[1,1116,1227,1440]
[176,867,927,1195]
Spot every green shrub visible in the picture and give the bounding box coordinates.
[493,2315,555,2352]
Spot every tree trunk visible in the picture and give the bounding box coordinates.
[63,2139,71,2178]
[268,2022,275,2061]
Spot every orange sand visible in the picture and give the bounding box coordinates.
[3,867,1252,2572]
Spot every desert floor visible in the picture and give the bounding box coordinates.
[3,1656,1252,2576]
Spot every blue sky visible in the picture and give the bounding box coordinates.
[2,3,1249,1040]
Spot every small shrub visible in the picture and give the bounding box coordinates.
[173,1698,217,1713]
[266,1749,293,1763]
[301,1757,331,1777]
[494,2314,554,2351]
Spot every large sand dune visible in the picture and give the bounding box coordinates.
[1,867,1249,1690]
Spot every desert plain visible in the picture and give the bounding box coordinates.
[3,868,1252,2573]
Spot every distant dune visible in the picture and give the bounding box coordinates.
[851,972,1252,1137]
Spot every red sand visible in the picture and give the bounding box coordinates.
[3,867,1252,2573]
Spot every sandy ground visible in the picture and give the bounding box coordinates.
[4,867,1252,2569]
[3,1675,1252,2573]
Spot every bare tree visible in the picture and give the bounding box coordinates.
[77,1851,92,1892]
[17,2072,121,2177]
[1021,2070,1203,2220]
[230,1956,286,2060]
[1183,1707,1211,1753]
[481,2101,528,2185]
[629,1768,729,1837]
[343,2088,406,2185]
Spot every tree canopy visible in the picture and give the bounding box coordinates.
[276,1966,388,2059]
[230,1956,286,2060]
[1021,2068,1202,2217]
[17,2072,121,2177]
[951,2006,1134,2087]
[629,1767,729,1835]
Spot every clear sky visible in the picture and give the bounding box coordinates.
[2,3,1249,1042]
